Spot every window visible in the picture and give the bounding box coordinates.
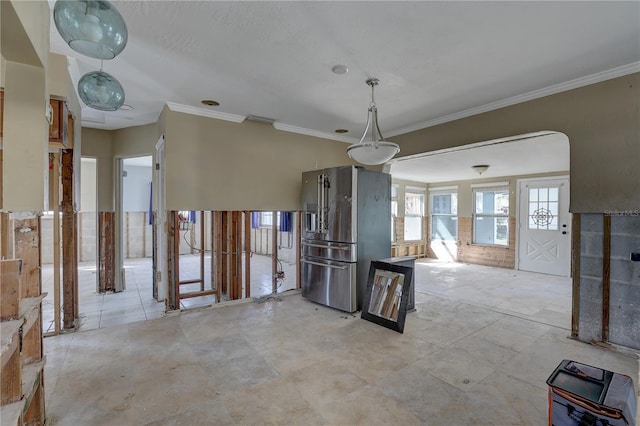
[473,186,509,246]
[259,212,276,227]
[430,192,457,241]
[404,187,424,241]
[528,186,559,230]
[391,184,398,242]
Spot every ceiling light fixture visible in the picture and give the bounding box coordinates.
[78,68,125,111]
[54,0,128,60]
[472,165,489,175]
[334,129,348,134]
[347,78,400,165]
[201,100,220,106]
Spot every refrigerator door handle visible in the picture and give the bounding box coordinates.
[301,242,350,250]
[317,174,322,232]
[300,259,349,270]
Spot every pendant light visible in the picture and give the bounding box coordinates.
[54,0,128,60]
[77,67,125,111]
[347,78,400,165]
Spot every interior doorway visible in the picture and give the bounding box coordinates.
[120,155,154,293]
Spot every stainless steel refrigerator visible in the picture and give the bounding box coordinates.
[301,166,391,312]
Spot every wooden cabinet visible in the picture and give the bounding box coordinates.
[49,98,63,142]
[0,259,46,426]
[49,98,73,149]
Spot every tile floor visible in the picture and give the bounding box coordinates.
[43,259,639,425]
[41,253,297,332]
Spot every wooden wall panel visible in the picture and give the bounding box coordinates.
[456,217,516,269]
[0,259,21,320]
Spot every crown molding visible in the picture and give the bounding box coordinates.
[165,101,246,123]
[387,62,640,138]
[272,122,359,144]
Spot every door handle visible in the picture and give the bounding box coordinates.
[301,259,349,270]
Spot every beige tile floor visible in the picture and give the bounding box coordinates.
[44,260,639,425]
[41,254,297,332]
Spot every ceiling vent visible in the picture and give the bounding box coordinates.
[246,115,276,124]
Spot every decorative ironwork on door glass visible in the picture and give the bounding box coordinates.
[528,187,559,230]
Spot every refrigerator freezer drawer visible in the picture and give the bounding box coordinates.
[301,257,357,312]
[301,240,357,262]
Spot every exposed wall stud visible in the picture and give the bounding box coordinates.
[244,211,251,298]
[61,150,77,329]
[571,213,581,338]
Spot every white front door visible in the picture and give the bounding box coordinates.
[518,177,570,276]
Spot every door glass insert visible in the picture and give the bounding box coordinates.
[528,186,559,230]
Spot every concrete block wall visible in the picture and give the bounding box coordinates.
[608,215,640,349]
[578,214,604,342]
[124,212,153,259]
[578,213,640,350]
[41,211,151,264]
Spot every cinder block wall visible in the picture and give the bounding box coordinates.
[578,214,640,350]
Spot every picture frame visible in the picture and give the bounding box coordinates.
[361,261,413,333]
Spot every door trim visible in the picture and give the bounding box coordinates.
[515,175,570,273]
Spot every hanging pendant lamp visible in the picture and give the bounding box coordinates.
[78,69,125,111]
[54,0,128,60]
[347,78,400,165]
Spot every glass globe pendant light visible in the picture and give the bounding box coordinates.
[54,0,128,60]
[347,78,400,165]
[78,67,125,111]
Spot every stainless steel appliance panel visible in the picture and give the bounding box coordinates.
[301,257,357,312]
[355,169,392,308]
[301,166,391,312]
[301,240,357,262]
[302,167,356,243]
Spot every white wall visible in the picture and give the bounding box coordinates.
[123,162,152,212]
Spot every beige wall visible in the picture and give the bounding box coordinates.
[112,122,161,158]
[164,110,356,211]
[390,73,640,213]
[81,128,114,212]
[2,61,48,210]
[1,55,6,86]
[1,1,51,211]
[81,123,161,212]
[1,1,50,68]
[47,53,68,98]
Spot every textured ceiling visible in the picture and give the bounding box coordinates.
[48,1,640,143]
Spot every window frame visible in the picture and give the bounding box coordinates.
[403,186,425,241]
[391,184,398,242]
[472,184,510,246]
[259,211,279,228]
[429,189,458,242]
